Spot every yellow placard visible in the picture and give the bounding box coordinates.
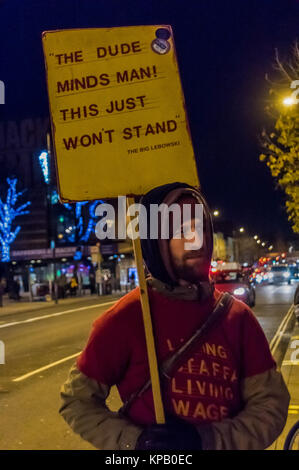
[42,25,199,201]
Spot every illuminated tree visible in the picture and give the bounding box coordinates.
[260,43,299,233]
[0,178,31,261]
[38,151,50,184]
[64,200,102,243]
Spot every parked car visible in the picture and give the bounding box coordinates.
[268,265,292,285]
[289,264,299,283]
[211,268,255,307]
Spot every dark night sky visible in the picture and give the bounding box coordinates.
[0,0,298,244]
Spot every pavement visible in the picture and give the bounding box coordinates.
[269,318,299,450]
[0,291,125,318]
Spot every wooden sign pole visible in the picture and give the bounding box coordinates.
[127,196,165,424]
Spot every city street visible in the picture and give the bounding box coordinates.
[0,0,298,455]
[0,284,297,450]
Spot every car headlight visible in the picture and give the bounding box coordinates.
[234,288,245,296]
[283,272,290,278]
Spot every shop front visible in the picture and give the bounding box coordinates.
[9,246,94,300]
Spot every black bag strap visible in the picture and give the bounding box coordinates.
[121,291,234,415]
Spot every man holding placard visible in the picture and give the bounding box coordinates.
[59,182,289,450]
[42,26,289,450]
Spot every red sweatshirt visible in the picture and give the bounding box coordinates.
[77,287,276,427]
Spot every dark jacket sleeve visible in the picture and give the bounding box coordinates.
[59,363,142,450]
[197,367,290,450]
[197,302,291,450]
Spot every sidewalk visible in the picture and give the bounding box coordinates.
[0,291,124,318]
[269,320,299,450]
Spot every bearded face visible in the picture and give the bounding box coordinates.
[169,219,210,284]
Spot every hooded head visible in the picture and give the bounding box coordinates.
[140,182,214,296]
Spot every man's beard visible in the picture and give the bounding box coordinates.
[174,256,210,284]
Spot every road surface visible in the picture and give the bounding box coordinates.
[0,284,296,449]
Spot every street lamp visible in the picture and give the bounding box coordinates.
[262,242,266,247]
[239,227,245,233]
[254,235,258,240]
[213,210,220,217]
[283,96,296,106]
[257,240,261,244]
